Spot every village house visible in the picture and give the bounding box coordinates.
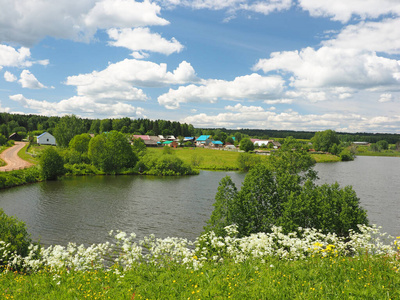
[195,135,212,146]
[37,132,56,146]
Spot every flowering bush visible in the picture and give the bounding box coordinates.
[1,224,398,273]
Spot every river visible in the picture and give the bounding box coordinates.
[0,156,398,246]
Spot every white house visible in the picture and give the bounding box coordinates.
[37,132,56,146]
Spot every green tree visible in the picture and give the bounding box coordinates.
[132,137,147,158]
[239,138,254,152]
[226,137,234,144]
[311,130,340,153]
[99,119,112,133]
[205,137,367,238]
[88,131,137,173]
[69,133,91,153]
[53,115,85,148]
[376,140,389,150]
[40,147,65,180]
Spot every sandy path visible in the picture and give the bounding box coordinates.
[0,142,33,172]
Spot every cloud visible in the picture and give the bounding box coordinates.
[0,101,10,113]
[253,47,400,90]
[108,27,183,57]
[158,73,285,109]
[84,0,169,30]
[18,70,46,89]
[4,71,17,82]
[65,59,197,102]
[9,94,145,118]
[0,45,33,68]
[0,0,169,46]
[324,18,400,55]
[181,103,400,132]
[298,0,400,23]
[378,93,393,103]
[158,0,293,15]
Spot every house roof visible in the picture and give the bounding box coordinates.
[212,141,223,145]
[37,132,52,138]
[163,141,173,144]
[196,135,211,141]
[133,135,150,140]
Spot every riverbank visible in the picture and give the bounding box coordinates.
[1,225,399,299]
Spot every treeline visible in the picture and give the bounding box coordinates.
[0,113,196,139]
[209,128,400,144]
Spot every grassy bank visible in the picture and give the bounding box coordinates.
[1,255,399,299]
[1,225,399,299]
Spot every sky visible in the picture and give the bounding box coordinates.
[0,0,400,133]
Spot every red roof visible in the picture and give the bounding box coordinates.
[133,135,150,140]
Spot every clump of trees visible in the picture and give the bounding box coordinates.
[88,131,137,174]
[205,137,368,238]
[239,138,254,152]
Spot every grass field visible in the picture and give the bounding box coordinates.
[17,143,38,164]
[147,147,269,170]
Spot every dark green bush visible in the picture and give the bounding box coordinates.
[0,209,34,267]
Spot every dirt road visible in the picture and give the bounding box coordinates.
[0,142,33,172]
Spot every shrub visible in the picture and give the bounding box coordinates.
[340,149,355,161]
[40,147,65,180]
[0,209,34,268]
[237,152,261,171]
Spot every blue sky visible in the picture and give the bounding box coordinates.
[0,0,399,133]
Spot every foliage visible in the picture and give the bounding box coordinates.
[137,153,198,176]
[64,163,99,175]
[376,140,389,150]
[39,147,66,180]
[0,134,7,146]
[68,133,91,153]
[339,149,355,161]
[311,130,340,153]
[132,137,147,158]
[239,138,254,152]
[88,131,137,174]
[206,137,367,238]
[237,152,261,171]
[0,208,36,267]
[0,167,41,189]
[53,115,85,148]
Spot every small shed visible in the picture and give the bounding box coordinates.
[37,132,56,146]
[9,132,23,141]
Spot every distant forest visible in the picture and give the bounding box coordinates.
[0,112,399,144]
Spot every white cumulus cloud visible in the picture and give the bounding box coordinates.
[0,0,169,46]
[4,71,17,82]
[254,47,400,89]
[108,27,183,57]
[18,70,46,89]
[298,0,400,23]
[9,94,145,118]
[66,59,198,103]
[324,18,400,55]
[158,73,285,109]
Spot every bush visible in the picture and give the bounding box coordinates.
[40,147,65,180]
[237,152,261,171]
[340,149,355,161]
[0,209,34,268]
[138,154,198,176]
